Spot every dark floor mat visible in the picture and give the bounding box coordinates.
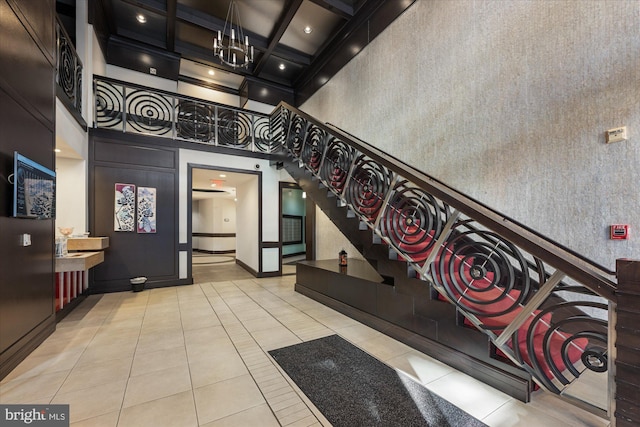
[269,334,487,427]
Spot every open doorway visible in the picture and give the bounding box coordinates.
[280,183,307,276]
[191,167,257,282]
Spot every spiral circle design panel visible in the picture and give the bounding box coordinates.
[301,125,326,173]
[218,109,252,149]
[431,227,536,324]
[176,101,213,142]
[380,181,448,264]
[515,301,608,393]
[286,115,307,158]
[253,116,272,152]
[319,138,353,195]
[126,90,173,135]
[95,81,124,129]
[58,39,76,101]
[345,156,391,222]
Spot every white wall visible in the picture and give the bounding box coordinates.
[236,176,259,271]
[177,81,240,107]
[55,157,87,236]
[192,198,237,252]
[105,64,178,93]
[302,0,640,270]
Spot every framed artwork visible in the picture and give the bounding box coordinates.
[114,183,136,231]
[137,187,157,233]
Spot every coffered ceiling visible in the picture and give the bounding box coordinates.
[81,0,415,106]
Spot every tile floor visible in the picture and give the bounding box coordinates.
[0,273,610,426]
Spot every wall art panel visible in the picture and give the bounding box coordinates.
[114,183,136,231]
[137,186,157,233]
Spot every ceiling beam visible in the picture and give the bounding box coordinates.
[166,0,176,52]
[308,0,353,19]
[251,0,304,76]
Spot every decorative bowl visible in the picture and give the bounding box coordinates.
[58,227,74,237]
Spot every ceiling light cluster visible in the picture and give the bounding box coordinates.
[213,0,254,69]
[136,14,146,24]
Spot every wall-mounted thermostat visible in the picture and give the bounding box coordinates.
[610,224,629,240]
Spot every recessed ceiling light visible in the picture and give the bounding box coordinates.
[219,174,226,178]
[54,148,61,153]
[136,14,146,23]
[304,26,312,34]
[208,70,215,76]
[279,63,286,70]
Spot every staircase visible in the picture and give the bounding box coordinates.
[270,102,615,416]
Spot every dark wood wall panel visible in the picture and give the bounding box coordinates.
[90,136,182,293]
[0,90,55,354]
[0,0,55,125]
[0,0,55,380]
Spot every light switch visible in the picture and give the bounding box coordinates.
[20,234,31,246]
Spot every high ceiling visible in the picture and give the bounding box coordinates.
[81,0,415,106]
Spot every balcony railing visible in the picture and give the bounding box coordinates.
[56,16,83,120]
[93,77,273,153]
[271,102,616,417]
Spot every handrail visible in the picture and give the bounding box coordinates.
[274,101,617,300]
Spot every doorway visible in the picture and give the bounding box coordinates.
[190,167,257,282]
[280,183,310,276]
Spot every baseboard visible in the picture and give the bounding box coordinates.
[235,258,258,276]
[90,277,194,294]
[193,249,236,255]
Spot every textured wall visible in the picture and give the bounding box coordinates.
[302,0,640,269]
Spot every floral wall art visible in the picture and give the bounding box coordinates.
[137,187,157,233]
[114,183,136,231]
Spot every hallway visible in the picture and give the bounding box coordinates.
[0,274,607,426]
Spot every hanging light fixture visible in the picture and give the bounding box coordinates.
[213,0,254,69]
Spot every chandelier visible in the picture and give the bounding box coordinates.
[213,0,254,69]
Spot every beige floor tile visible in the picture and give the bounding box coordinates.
[425,371,513,420]
[130,346,188,377]
[1,348,84,383]
[0,370,69,403]
[183,325,229,347]
[184,338,238,364]
[134,330,184,355]
[180,313,221,331]
[58,356,132,394]
[386,350,454,384]
[122,364,192,408]
[334,323,382,344]
[250,327,301,351]
[241,316,283,332]
[117,390,197,427]
[75,342,137,367]
[199,403,280,427]
[69,410,119,427]
[194,374,265,424]
[526,391,609,427]
[355,333,413,362]
[51,379,127,423]
[188,352,248,389]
